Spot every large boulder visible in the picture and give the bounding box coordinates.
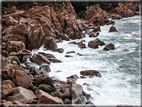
[2,64,23,80]
[14,69,33,88]
[8,86,36,104]
[88,38,105,49]
[36,90,64,104]
[80,70,101,78]
[2,64,33,88]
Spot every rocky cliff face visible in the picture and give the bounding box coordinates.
[1,1,140,106]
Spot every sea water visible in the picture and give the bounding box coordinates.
[31,15,141,106]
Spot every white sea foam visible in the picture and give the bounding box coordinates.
[31,16,141,106]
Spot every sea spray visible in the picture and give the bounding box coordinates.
[31,15,140,106]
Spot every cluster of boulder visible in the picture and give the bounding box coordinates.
[1,1,139,106]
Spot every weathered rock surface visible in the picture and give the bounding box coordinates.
[35,72,53,87]
[8,86,36,104]
[3,56,20,68]
[2,83,13,98]
[114,3,136,18]
[88,38,105,49]
[36,90,64,104]
[38,84,54,94]
[5,16,18,26]
[9,49,31,63]
[6,41,25,53]
[71,83,86,104]
[14,69,33,88]
[31,54,50,65]
[80,70,101,78]
[84,5,115,26]
[3,80,15,88]
[103,43,115,51]
[2,64,33,88]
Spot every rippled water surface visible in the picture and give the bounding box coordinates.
[32,16,141,106]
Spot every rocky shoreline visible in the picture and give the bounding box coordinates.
[1,1,140,106]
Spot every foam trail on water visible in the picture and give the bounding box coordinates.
[31,16,140,106]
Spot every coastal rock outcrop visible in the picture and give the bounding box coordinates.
[84,5,115,26]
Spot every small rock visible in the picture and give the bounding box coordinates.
[11,6,16,12]
[65,55,73,58]
[88,38,105,49]
[2,83,13,98]
[80,70,101,78]
[3,80,15,88]
[103,43,115,51]
[67,75,79,82]
[53,48,64,53]
[66,51,75,54]
[48,58,62,63]
[109,26,118,32]
[39,64,51,73]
